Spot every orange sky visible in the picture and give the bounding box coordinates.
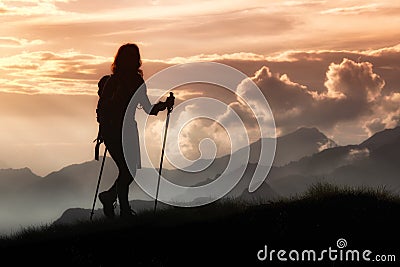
[1,0,400,175]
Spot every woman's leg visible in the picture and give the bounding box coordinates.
[103,169,132,212]
[102,140,120,201]
[116,168,134,213]
[105,138,135,216]
[98,139,120,218]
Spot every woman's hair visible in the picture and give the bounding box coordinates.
[111,43,143,77]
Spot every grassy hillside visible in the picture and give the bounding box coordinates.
[1,183,399,266]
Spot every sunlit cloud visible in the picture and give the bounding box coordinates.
[0,0,70,16]
[213,52,397,145]
[364,44,400,56]
[283,1,326,7]
[0,50,110,94]
[0,37,44,47]
[320,4,380,15]
[364,92,400,135]
[160,52,269,64]
[1,44,399,96]
[2,0,399,61]
[324,58,384,102]
[160,44,400,64]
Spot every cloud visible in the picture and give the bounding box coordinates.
[0,50,110,94]
[54,0,150,13]
[15,6,298,60]
[324,58,385,102]
[235,58,387,141]
[0,5,7,13]
[2,0,400,61]
[0,37,44,47]
[320,4,380,15]
[168,56,388,158]
[153,44,400,97]
[197,45,399,142]
[13,0,352,60]
[1,46,397,100]
[2,44,399,151]
[0,0,69,16]
[172,11,295,39]
[249,66,314,115]
[346,148,369,162]
[364,118,386,135]
[363,92,400,135]
[160,52,270,65]
[0,1,8,13]
[284,1,326,7]
[0,37,21,46]
[364,43,400,56]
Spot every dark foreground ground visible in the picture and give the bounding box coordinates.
[1,184,399,266]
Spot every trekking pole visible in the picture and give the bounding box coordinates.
[154,93,174,214]
[90,148,107,220]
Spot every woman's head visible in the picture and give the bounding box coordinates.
[111,43,143,76]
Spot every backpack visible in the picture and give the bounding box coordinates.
[94,75,112,160]
[97,75,111,99]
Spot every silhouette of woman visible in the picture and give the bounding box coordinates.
[96,43,173,219]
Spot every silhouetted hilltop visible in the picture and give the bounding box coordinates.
[54,199,169,225]
[1,184,399,266]
[54,167,279,225]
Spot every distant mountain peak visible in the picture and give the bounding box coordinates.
[289,127,325,138]
[272,127,336,165]
[361,126,400,150]
[0,167,41,194]
[0,167,38,176]
[294,127,320,133]
[278,127,335,144]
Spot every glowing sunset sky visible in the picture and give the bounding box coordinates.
[1,0,399,175]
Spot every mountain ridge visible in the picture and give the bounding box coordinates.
[2,126,400,233]
[360,126,400,150]
[267,126,400,197]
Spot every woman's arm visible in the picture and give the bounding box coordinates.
[137,80,168,115]
[137,82,154,114]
